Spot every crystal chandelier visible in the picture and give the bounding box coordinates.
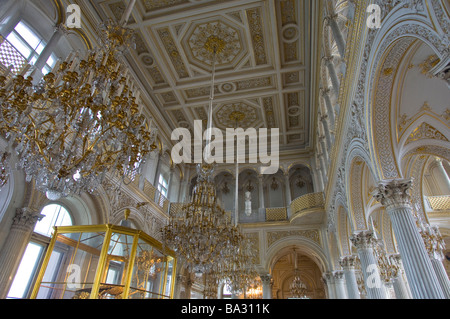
[162,163,242,274]
[0,4,156,200]
[219,236,259,295]
[0,151,10,187]
[290,250,308,299]
[162,32,254,278]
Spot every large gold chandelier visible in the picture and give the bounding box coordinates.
[162,163,242,274]
[0,10,156,199]
[162,30,256,281]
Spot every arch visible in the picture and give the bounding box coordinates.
[109,207,146,230]
[345,141,376,232]
[336,205,351,256]
[264,236,330,274]
[366,16,448,181]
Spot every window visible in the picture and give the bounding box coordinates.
[7,204,73,299]
[158,174,168,198]
[5,21,57,75]
[34,204,73,237]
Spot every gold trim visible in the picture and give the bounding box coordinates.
[90,227,112,299]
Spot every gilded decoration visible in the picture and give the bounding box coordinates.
[142,0,188,12]
[157,28,189,78]
[246,7,267,65]
[267,230,321,248]
[244,232,260,264]
[405,122,448,145]
[216,102,259,129]
[187,21,242,66]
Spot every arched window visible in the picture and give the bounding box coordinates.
[34,204,72,237]
[7,204,73,299]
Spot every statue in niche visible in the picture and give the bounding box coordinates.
[245,179,254,216]
[245,191,252,216]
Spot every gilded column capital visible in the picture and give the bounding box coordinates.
[373,179,413,211]
[339,255,358,269]
[12,207,44,231]
[350,230,377,250]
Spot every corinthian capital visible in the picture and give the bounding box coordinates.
[350,230,377,250]
[12,207,44,231]
[339,255,358,269]
[373,179,413,211]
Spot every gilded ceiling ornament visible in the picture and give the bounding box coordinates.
[187,21,241,66]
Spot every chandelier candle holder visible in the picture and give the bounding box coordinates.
[0,18,157,200]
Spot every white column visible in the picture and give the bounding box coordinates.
[319,136,329,165]
[326,14,346,58]
[433,158,450,194]
[260,274,272,299]
[318,152,328,185]
[322,272,336,299]
[350,231,388,299]
[420,224,450,298]
[320,115,333,150]
[324,56,340,96]
[320,88,335,130]
[284,173,291,207]
[333,271,348,299]
[0,207,44,299]
[340,256,360,299]
[374,179,445,299]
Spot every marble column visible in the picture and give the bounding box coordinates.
[326,14,346,58]
[350,231,388,299]
[320,88,335,130]
[333,271,348,299]
[0,207,44,299]
[374,179,445,299]
[434,158,450,194]
[320,115,333,150]
[340,256,360,299]
[419,224,450,299]
[260,274,272,299]
[322,272,336,299]
[318,152,328,185]
[319,136,329,165]
[284,173,292,207]
[388,254,411,299]
[324,56,340,96]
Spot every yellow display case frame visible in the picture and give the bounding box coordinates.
[30,224,177,299]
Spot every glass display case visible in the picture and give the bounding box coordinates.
[30,224,177,299]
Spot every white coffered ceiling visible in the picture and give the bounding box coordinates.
[86,0,322,156]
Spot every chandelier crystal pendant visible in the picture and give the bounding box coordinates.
[289,249,308,299]
[0,17,156,200]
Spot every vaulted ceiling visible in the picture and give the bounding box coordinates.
[87,0,322,156]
